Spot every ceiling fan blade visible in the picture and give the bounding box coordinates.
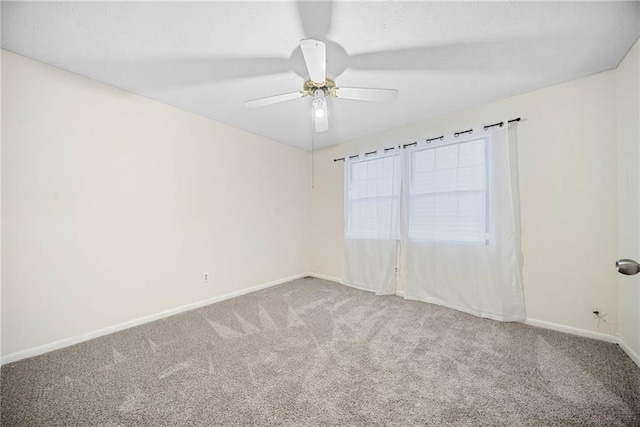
[296,1,333,40]
[335,87,398,102]
[245,91,304,108]
[300,39,326,84]
[348,40,530,73]
[91,56,292,89]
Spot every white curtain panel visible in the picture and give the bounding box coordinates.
[402,123,525,321]
[343,153,401,295]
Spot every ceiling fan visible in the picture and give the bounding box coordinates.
[244,39,398,133]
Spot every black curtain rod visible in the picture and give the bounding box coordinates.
[333,117,521,161]
[426,136,444,143]
[454,128,473,137]
[483,117,521,131]
[333,146,399,162]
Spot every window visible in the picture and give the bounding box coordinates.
[346,154,401,240]
[407,138,488,243]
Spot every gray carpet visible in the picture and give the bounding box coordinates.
[2,277,639,426]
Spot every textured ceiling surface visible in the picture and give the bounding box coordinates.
[2,1,639,150]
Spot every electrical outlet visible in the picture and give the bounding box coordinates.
[203,273,209,283]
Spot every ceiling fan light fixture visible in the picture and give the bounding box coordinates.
[312,90,327,119]
[313,99,326,118]
[312,89,329,132]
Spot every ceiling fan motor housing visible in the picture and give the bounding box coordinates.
[304,78,336,97]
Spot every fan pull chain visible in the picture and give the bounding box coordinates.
[311,129,315,189]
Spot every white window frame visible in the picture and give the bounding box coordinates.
[406,137,490,245]
[345,153,401,241]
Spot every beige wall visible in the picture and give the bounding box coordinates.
[2,47,632,357]
[617,40,640,358]
[310,70,619,335]
[1,51,310,356]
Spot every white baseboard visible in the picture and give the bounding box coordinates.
[1,273,308,366]
[306,272,342,283]
[524,318,618,344]
[618,339,640,367]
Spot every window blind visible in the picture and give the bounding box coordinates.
[408,138,487,243]
[346,154,401,240]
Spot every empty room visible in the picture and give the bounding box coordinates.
[1,0,640,425]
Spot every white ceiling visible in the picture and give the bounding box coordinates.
[2,1,639,150]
